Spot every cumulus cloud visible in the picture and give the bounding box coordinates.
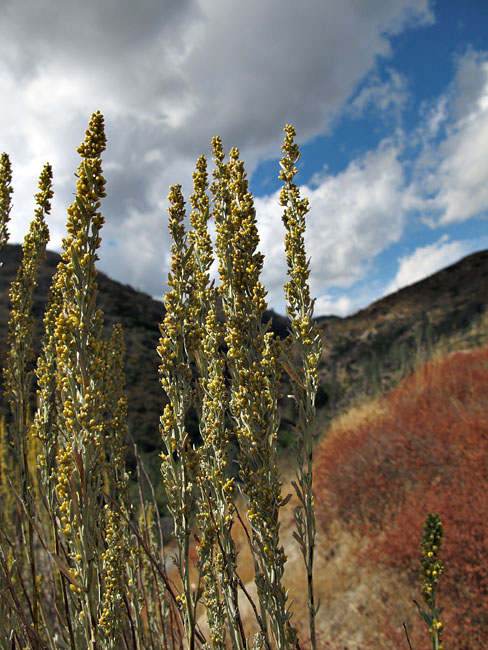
[349,68,409,121]
[314,294,356,318]
[255,140,413,312]
[413,50,488,224]
[304,144,408,287]
[256,44,488,314]
[384,235,471,294]
[0,0,432,304]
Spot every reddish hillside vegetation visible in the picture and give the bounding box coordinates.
[314,345,488,648]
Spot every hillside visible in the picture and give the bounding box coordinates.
[0,244,486,457]
[0,244,164,454]
[316,249,488,408]
[294,344,488,648]
[189,342,488,648]
[1,240,487,647]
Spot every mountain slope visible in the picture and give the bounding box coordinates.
[0,244,486,453]
[309,344,488,648]
[0,244,163,452]
[315,249,488,408]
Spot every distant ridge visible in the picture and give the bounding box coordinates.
[0,245,486,451]
[0,244,163,453]
[316,249,487,406]
[352,248,486,322]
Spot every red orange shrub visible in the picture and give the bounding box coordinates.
[314,345,488,647]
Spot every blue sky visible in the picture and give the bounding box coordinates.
[0,0,487,316]
[250,1,488,315]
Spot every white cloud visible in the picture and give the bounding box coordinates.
[314,294,356,318]
[350,68,409,120]
[413,50,488,224]
[415,92,449,143]
[3,2,486,333]
[255,140,413,312]
[385,235,471,294]
[305,144,409,287]
[0,0,432,307]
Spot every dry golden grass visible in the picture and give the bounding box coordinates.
[324,397,387,445]
[169,445,417,648]
[217,486,418,648]
[180,462,412,648]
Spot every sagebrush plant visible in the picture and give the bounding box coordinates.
[0,113,321,650]
[280,125,322,649]
[3,162,52,632]
[0,152,13,249]
[157,130,322,649]
[0,113,452,650]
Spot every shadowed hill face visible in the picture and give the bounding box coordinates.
[0,244,486,453]
[315,249,488,407]
[0,244,164,453]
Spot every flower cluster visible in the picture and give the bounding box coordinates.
[99,508,130,636]
[158,135,308,649]
[100,323,129,497]
[2,162,52,629]
[420,514,444,606]
[158,183,202,647]
[43,114,110,645]
[213,139,295,648]
[1,114,326,650]
[4,164,51,422]
[419,512,444,648]
[189,155,241,649]
[0,152,13,249]
[280,125,323,649]
[32,112,135,647]
[34,281,62,494]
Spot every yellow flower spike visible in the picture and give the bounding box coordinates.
[2,161,53,627]
[0,152,13,249]
[154,128,322,650]
[279,125,322,650]
[417,513,445,650]
[28,115,134,645]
